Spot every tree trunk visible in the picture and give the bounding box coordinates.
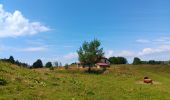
[88,67,91,72]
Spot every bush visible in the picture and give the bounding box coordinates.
[49,67,54,70]
[0,78,7,85]
[45,62,52,68]
[64,64,69,69]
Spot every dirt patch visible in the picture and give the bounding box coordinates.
[135,81,162,85]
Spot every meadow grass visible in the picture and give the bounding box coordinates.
[0,61,170,100]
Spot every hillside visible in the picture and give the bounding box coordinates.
[1,61,170,100]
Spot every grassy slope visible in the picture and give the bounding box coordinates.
[1,61,170,100]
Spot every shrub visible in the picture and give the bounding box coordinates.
[64,64,69,69]
[0,78,7,85]
[49,67,54,70]
[45,62,52,68]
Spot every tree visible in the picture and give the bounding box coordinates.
[9,56,15,64]
[45,62,52,68]
[54,61,59,67]
[59,62,62,67]
[32,59,43,68]
[109,57,118,64]
[148,60,156,65]
[109,56,127,64]
[117,57,127,64]
[77,39,104,72]
[133,57,141,65]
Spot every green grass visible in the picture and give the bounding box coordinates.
[1,61,170,100]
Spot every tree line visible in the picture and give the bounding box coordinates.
[0,56,62,69]
[108,56,169,65]
[0,56,28,67]
[132,57,169,65]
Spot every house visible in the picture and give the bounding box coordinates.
[95,57,110,68]
[77,57,110,69]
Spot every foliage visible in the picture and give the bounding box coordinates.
[133,57,141,65]
[64,64,69,69]
[49,67,54,70]
[59,62,62,67]
[9,56,15,64]
[141,60,164,65]
[109,56,127,64]
[32,59,43,68]
[54,61,59,67]
[0,78,7,85]
[77,39,104,71]
[1,61,170,99]
[45,62,53,68]
[0,56,28,67]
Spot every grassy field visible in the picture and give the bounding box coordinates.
[1,61,170,100]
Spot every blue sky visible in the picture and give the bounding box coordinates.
[0,0,170,65]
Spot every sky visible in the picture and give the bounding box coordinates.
[0,0,170,65]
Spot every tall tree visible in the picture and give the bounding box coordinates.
[133,57,141,65]
[54,61,59,67]
[77,39,104,72]
[9,56,15,64]
[59,62,62,67]
[32,59,43,68]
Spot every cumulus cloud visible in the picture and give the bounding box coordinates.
[0,4,50,38]
[139,45,170,56]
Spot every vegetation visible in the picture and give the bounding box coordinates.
[133,57,142,65]
[45,62,53,68]
[64,63,69,69]
[0,56,28,67]
[1,61,170,99]
[109,56,127,64]
[77,39,104,72]
[32,59,43,68]
[0,78,7,86]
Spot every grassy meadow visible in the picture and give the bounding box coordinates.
[1,61,170,100]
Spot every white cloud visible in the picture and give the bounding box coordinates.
[136,39,150,43]
[139,45,170,56]
[19,47,47,52]
[64,52,78,59]
[0,44,47,52]
[116,50,135,57]
[105,50,135,58]
[0,4,50,38]
[105,50,114,58]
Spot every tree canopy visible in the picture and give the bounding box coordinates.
[77,39,104,71]
[109,57,127,64]
[32,59,43,68]
[133,57,141,65]
[45,62,52,68]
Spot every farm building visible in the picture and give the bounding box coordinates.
[77,57,110,68]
